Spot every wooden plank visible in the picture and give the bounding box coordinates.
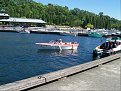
[0,53,120,91]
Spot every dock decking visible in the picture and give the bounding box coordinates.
[30,54,121,91]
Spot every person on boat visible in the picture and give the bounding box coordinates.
[112,42,116,48]
[59,39,62,43]
[56,39,58,42]
[100,41,111,50]
[112,40,117,48]
[108,41,113,49]
[104,41,109,49]
[55,39,59,44]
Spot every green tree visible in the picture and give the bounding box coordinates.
[0,0,121,30]
[85,23,94,29]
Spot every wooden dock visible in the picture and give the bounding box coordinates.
[0,53,120,91]
[30,54,121,91]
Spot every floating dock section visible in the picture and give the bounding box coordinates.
[30,30,61,35]
[0,53,120,91]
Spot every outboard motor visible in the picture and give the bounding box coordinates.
[93,50,97,58]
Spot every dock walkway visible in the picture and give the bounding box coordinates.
[30,55,121,91]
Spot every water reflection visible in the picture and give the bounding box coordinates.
[37,49,78,56]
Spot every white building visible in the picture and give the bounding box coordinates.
[0,13,46,27]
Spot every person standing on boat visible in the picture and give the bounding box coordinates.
[56,39,58,42]
[55,39,59,44]
[103,41,110,50]
[59,39,62,43]
[112,40,117,48]
[109,41,113,49]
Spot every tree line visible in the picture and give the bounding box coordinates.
[0,0,121,30]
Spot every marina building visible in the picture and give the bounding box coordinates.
[0,13,46,27]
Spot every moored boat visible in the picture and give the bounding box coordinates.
[19,28,30,34]
[93,37,121,59]
[88,32,103,38]
[35,39,79,50]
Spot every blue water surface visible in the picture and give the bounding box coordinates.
[0,32,106,85]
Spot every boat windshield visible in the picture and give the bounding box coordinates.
[100,41,119,50]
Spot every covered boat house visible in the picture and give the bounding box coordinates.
[0,13,46,27]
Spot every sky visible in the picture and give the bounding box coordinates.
[35,0,121,20]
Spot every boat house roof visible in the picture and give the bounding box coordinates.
[0,17,46,23]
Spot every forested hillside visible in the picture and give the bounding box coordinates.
[0,0,121,30]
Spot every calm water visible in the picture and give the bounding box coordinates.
[0,32,106,85]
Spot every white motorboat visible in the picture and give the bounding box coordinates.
[19,28,30,34]
[35,39,79,50]
[93,37,121,59]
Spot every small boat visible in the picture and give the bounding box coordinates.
[112,32,121,36]
[88,32,102,38]
[35,39,79,50]
[93,37,121,59]
[19,28,30,34]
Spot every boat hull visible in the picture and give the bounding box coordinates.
[88,32,102,38]
[36,43,78,50]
